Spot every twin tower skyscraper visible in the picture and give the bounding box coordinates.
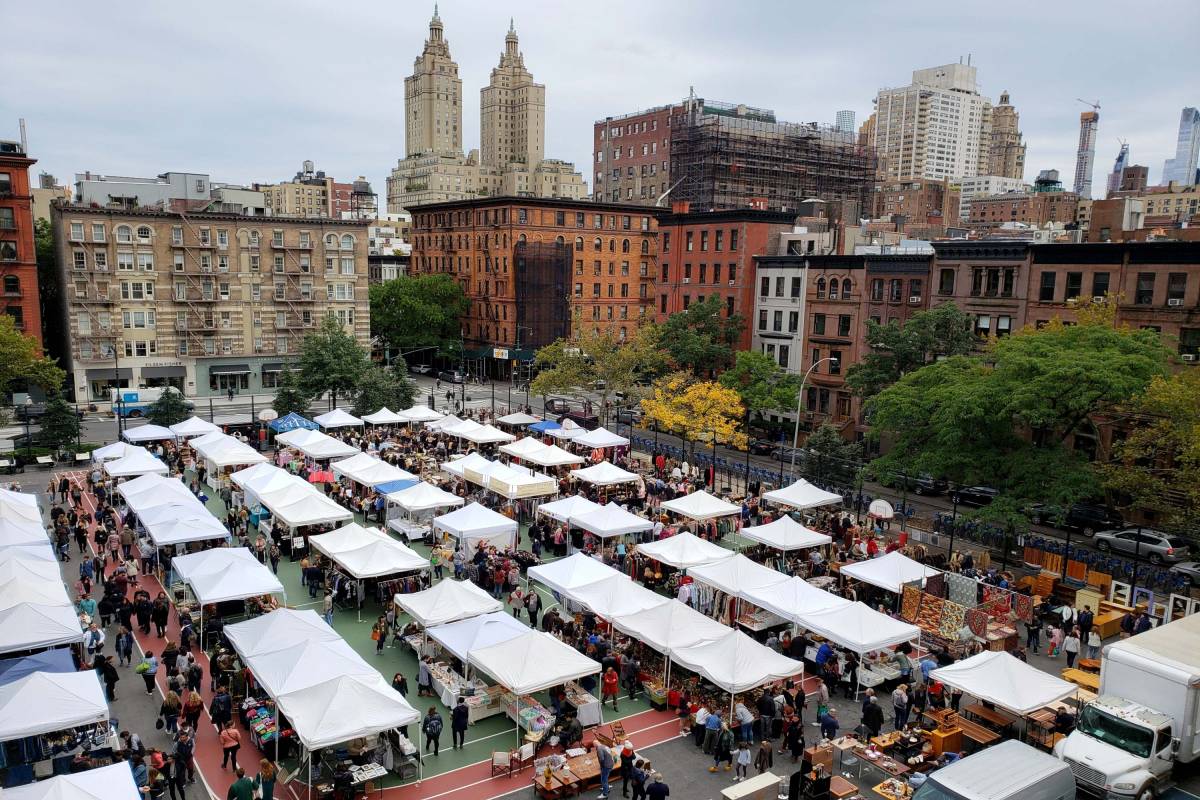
[385,8,585,213]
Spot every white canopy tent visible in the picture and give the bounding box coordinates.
[142,511,230,548]
[172,547,286,604]
[0,517,49,550]
[572,427,629,449]
[546,419,585,440]
[498,437,549,459]
[440,451,491,480]
[426,611,528,664]
[689,553,790,598]
[486,463,558,499]
[660,490,741,521]
[431,502,518,549]
[331,453,416,488]
[398,405,445,424]
[361,407,406,425]
[394,578,502,628]
[568,575,669,619]
[527,552,624,599]
[571,502,654,538]
[103,448,169,478]
[223,609,340,659]
[191,434,267,469]
[169,416,220,438]
[0,671,108,740]
[387,481,465,513]
[840,551,942,594]
[309,523,428,579]
[467,631,601,695]
[740,515,832,551]
[121,424,177,443]
[117,474,193,512]
[609,600,730,657]
[3,762,140,800]
[0,546,56,567]
[275,428,359,460]
[669,630,804,694]
[462,424,516,445]
[523,444,585,468]
[314,409,365,429]
[930,650,1078,716]
[536,495,603,523]
[795,601,921,654]
[229,464,297,506]
[0,602,85,655]
[257,479,354,529]
[274,674,420,751]
[0,572,72,609]
[426,414,463,431]
[496,411,541,426]
[742,577,852,624]
[242,636,375,697]
[442,419,484,438]
[763,479,844,511]
[569,461,640,486]
[91,441,138,462]
[636,531,735,570]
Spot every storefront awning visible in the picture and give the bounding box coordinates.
[84,368,132,379]
[142,366,186,379]
[261,363,295,373]
[209,364,251,375]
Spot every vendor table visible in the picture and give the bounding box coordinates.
[427,662,504,722]
[736,607,789,632]
[1093,610,1124,639]
[563,681,601,727]
[851,746,910,784]
[962,703,1015,730]
[503,692,553,735]
[1061,668,1100,692]
[921,708,999,748]
[1078,658,1101,673]
[873,778,913,800]
[388,518,429,542]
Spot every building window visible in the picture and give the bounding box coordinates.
[996,316,1012,337]
[1065,272,1082,300]
[889,279,903,303]
[758,309,768,330]
[773,310,783,331]
[816,278,826,299]
[729,229,738,251]
[838,315,851,337]
[115,225,133,244]
[871,279,884,301]
[68,222,84,240]
[829,351,841,375]
[842,278,852,297]
[974,314,991,337]
[1092,272,1110,298]
[685,232,694,252]
[760,276,770,297]
[1039,272,1056,302]
[778,344,790,368]
[1135,272,1155,305]
[714,230,723,251]
[662,232,670,253]
[1167,272,1187,302]
[938,268,954,295]
[812,313,826,335]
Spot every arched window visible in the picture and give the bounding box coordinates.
[555,235,565,245]
[621,239,630,253]
[640,239,649,255]
[593,237,602,251]
[325,234,336,248]
[816,277,826,298]
[608,239,615,252]
[842,278,852,297]
[136,226,152,241]
[575,237,584,252]
[518,234,527,243]
[340,234,354,250]
[828,278,839,300]
[115,225,133,244]
[250,230,261,245]
[3,275,18,294]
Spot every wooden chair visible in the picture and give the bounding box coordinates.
[490,749,513,777]
[511,742,535,773]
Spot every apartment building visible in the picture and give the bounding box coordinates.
[408,197,657,373]
[0,138,42,350]
[967,189,1079,231]
[593,103,686,205]
[52,206,369,404]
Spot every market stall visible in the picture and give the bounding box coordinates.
[3,761,139,800]
[741,576,851,626]
[669,629,803,695]
[426,414,464,431]
[254,474,354,529]
[688,554,792,630]
[536,495,603,523]
[636,531,734,569]
[569,461,640,486]
[0,671,109,741]
[486,462,557,500]
[116,473,195,513]
[120,424,177,444]
[385,481,464,541]
[568,574,669,619]
[527,552,625,600]
[841,551,942,594]
[139,506,232,548]
[398,405,445,424]
[102,447,169,478]
[929,650,1077,716]
[223,608,340,658]
[762,478,844,511]
[331,453,417,489]
[739,515,832,552]
[0,515,50,551]
[496,412,541,427]
[440,451,490,481]
[314,409,365,429]
[171,547,286,646]
[90,441,138,462]
[442,419,484,439]
[792,601,921,694]
[169,416,220,438]
[431,502,518,550]
[462,424,516,445]
[267,412,318,433]
[361,407,406,426]
[190,432,267,491]
[571,502,654,539]
[499,437,549,460]
[394,578,502,629]
[545,419,585,441]
[275,428,359,460]
[572,427,629,449]
[423,612,525,719]
[523,444,585,468]
[309,523,428,614]
[0,649,76,686]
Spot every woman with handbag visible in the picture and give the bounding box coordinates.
[371,617,387,655]
[253,759,276,800]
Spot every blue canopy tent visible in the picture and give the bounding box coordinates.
[0,649,76,687]
[268,412,318,433]
[528,420,561,433]
[376,478,420,495]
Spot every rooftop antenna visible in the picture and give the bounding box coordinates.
[19,118,27,154]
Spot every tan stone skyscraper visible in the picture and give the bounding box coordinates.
[404,7,462,158]
[987,90,1026,180]
[480,21,545,169]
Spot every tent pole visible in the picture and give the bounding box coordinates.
[199,606,204,654]
[306,751,311,800]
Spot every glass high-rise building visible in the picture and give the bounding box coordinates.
[1162,107,1199,186]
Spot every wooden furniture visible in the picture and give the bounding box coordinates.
[962,703,1015,730]
[829,776,857,799]
[928,726,962,755]
[720,771,780,800]
[869,731,902,750]
[1078,658,1101,673]
[921,708,999,748]
[1093,611,1124,639]
[1074,588,1104,614]
[873,779,913,800]
[1062,668,1100,691]
[804,743,833,772]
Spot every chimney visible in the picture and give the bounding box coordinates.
[670,200,691,214]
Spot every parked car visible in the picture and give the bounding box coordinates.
[880,472,948,495]
[950,485,999,507]
[561,410,599,430]
[14,404,85,422]
[544,397,572,414]
[615,407,642,425]
[1093,528,1192,564]
[437,370,464,384]
[409,364,432,375]
[1170,561,1200,587]
[747,438,777,456]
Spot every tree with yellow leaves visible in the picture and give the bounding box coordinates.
[640,373,747,460]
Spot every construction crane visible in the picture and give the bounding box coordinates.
[1077,98,1101,112]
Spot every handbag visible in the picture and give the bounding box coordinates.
[156,718,165,730]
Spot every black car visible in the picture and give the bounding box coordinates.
[748,439,777,456]
[615,407,643,425]
[1063,503,1125,537]
[951,486,999,506]
[881,472,948,496]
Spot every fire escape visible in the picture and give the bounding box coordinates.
[269,228,318,352]
[73,234,118,365]
[171,212,226,358]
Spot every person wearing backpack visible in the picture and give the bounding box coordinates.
[136,651,158,695]
[422,707,443,756]
[210,684,233,730]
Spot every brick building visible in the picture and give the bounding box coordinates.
[652,204,795,350]
[408,198,657,374]
[967,190,1079,231]
[593,103,686,205]
[0,139,42,350]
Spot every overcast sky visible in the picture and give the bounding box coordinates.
[4,0,1196,201]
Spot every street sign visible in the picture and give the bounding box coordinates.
[492,348,509,360]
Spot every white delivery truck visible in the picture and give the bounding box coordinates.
[913,740,1075,800]
[1056,610,1200,799]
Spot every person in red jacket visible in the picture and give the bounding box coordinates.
[602,667,620,712]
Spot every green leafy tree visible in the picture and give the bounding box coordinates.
[0,315,64,395]
[803,423,862,483]
[718,350,799,441]
[845,302,976,398]
[298,315,371,408]
[146,388,190,427]
[34,218,65,359]
[38,393,81,451]
[657,296,744,375]
[369,274,470,357]
[272,366,310,416]
[353,364,418,417]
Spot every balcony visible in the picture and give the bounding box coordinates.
[174,289,219,303]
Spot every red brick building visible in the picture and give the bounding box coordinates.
[0,139,42,350]
[967,190,1079,231]
[593,104,686,205]
[653,204,795,350]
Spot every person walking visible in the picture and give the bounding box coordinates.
[322,590,334,626]
[162,754,187,800]
[137,651,159,695]
[645,772,669,800]
[422,707,443,756]
[115,625,134,667]
[818,708,840,740]
[754,740,773,774]
[84,623,106,668]
[218,721,241,770]
[701,711,722,754]
[1026,615,1042,654]
[209,684,233,731]
[371,617,387,655]
[862,696,884,738]
[160,691,182,735]
[710,723,734,773]
[1063,626,1081,668]
[602,666,620,712]
[226,768,253,800]
[451,697,469,750]
[597,740,615,799]
[524,590,541,628]
[173,729,196,785]
[892,684,910,730]
[96,655,119,701]
[1087,628,1102,660]
[253,759,276,800]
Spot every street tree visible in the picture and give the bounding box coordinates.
[146,388,190,427]
[845,302,976,398]
[369,274,470,358]
[718,350,799,431]
[298,315,371,409]
[272,367,310,417]
[641,372,747,457]
[657,296,744,375]
[39,393,81,451]
[803,423,862,484]
[0,315,65,395]
[353,363,418,417]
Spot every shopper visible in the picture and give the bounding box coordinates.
[892,684,910,730]
[451,697,469,750]
[226,768,254,800]
[862,696,884,738]
[1063,626,1081,668]
[597,740,615,799]
[219,721,241,770]
[602,666,620,712]
[734,741,751,782]
[1087,628,1102,660]
[253,759,276,800]
[422,707,443,756]
[137,651,159,695]
[754,740,773,774]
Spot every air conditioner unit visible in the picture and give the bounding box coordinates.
[1182,354,1197,362]
[1066,297,1078,305]
[728,280,736,287]
[682,278,690,284]
[1092,296,1105,303]
[1168,298,1184,307]
[909,296,922,304]
[253,344,263,353]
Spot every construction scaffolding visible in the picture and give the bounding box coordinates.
[670,98,875,218]
[514,241,570,352]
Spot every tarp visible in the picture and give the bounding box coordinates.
[536,495,603,523]
[0,602,86,654]
[274,674,419,750]
[486,463,558,499]
[440,452,491,480]
[840,551,942,594]
[331,453,417,488]
[636,531,735,569]
[387,481,465,513]
[930,650,1078,716]
[569,461,641,486]
[609,599,731,657]
[0,648,76,687]
[0,517,50,549]
[660,490,741,521]
[527,552,625,599]
[121,424,177,443]
[361,407,406,425]
[0,671,109,740]
[496,412,541,426]
[740,515,832,551]
[529,420,561,433]
[763,479,844,511]
[172,547,285,604]
[103,448,169,477]
[169,416,220,438]
[397,405,445,424]
[268,412,318,433]
[467,631,601,695]
[796,602,920,654]
[426,611,528,664]
[572,427,629,449]
[309,523,428,579]
[689,553,790,598]
[498,437,550,459]
[432,502,517,547]
[2,762,140,800]
[91,441,138,462]
[275,428,358,460]
[571,502,654,538]
[569,575,669,619]
[5,762,136,800]
[395,578,502,628]
[315,408,364,429]
[669,630,804,694]
[223,609,340,659]
[462,424,515,444]
[523,444,585,468]
[192,434,267,469]
[255,475,353,528]
[742,577,852,624]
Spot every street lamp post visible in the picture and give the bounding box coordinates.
[789,357,838,478]
[947,493,960,562]
[22,397,33,462]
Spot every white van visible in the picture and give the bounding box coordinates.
[914,740,1075,800]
